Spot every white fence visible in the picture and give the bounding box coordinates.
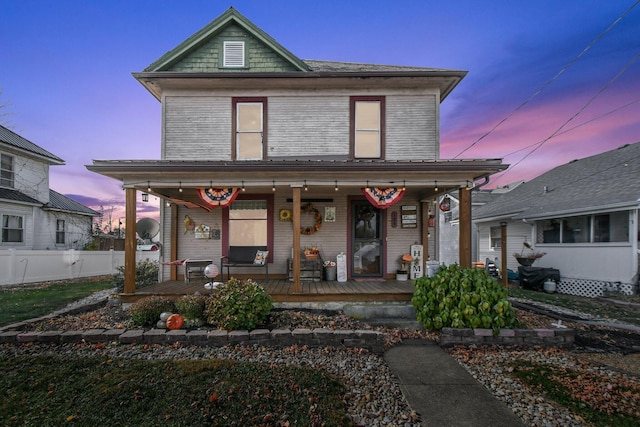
[0,249,160,287]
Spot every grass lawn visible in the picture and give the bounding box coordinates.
[0,279,113,327]
[0,353,351,426]
[508,286,640,326]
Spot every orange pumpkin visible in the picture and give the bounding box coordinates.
[166,314,184,330]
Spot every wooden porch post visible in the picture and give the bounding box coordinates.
[458,187,472,268]
[501,221,508,287]
[291,186,302,293]
[124,188,137,294]
[170,203,178,280]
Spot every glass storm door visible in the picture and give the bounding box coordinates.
[351,201,383,277]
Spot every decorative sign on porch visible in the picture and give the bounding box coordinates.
[439,195,451,212]
[197,188,240,208]
[362,187,405,209]
[401,205,417,228]
[336,252,347,282]
[194,224,211,239]
[410,244,424,280]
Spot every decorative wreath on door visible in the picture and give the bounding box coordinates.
[300,203,323,235]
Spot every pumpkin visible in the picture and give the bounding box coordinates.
[166,313,184,330]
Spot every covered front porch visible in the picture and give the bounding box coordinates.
[120,277,416,304]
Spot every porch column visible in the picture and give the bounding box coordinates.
[291,186,302,293]
[421,201,430,260]
[124,188,137,294]
[170,203,178,280]
[501,221,508,287]
[458,187,472,268]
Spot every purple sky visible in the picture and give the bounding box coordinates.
[2,1,639,227]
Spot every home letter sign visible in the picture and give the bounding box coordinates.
[410,244,424,279]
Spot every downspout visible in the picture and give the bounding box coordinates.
[470,176,490,191]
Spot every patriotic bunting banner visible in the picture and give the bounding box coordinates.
[361,187,405,209]
[197,188,240,208]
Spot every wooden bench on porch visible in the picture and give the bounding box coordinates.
[220,246,269,282]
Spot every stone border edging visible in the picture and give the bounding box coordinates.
[440,327,574,348]
[0,327,387,354]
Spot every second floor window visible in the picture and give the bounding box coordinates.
[1,153,14,188]
[2,214,23,243]
[56,219,66,244]
[351,96,385,159]
[233,98,267,160]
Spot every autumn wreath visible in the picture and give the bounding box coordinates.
[300,203,322,235]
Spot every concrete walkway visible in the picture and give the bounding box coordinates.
[385,340,525,427]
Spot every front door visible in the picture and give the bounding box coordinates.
[351,201,383,277]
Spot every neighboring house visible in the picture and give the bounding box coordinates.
[438,182,523,266]
[0,125,99,250]
[473,142,640,297]
[87,8,507,295]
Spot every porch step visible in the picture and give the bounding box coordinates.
[343,303,423,330]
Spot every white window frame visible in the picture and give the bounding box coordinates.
[490,226,502,249]
[56,219,66,244]
[1,153,14,188]
[2,214,24,243]
[233,98,266,160]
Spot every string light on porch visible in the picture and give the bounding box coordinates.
[434,180,438,192]
[304,180,308,191]
[272,180,276,192]
[402,180,406,191]
[178,181,183,192]
[147,181,151,192]
[334,180,339,191]
[209,181,213,192]
[241,180,246,192]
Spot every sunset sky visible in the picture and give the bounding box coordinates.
[2,0,639,227]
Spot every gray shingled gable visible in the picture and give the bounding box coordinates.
[43,190,99,216]
[144,7,308,72]
[0,125,64,164]
[474,142,640,221]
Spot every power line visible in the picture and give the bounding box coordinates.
[453,0,639,159]
[492,52,640,183]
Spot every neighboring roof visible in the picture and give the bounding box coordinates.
[145,7,308,72]
[0,187,41,205]
[303,60,460,74]
[43,190,100,216]
[0,125,65,164]
[474,142,640,221]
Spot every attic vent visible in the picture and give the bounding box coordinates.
[223,41,245,67]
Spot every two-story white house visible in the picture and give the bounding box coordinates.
[87,8,507,300]
[1,125,98,250]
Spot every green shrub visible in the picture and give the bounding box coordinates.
[204,278,273,330]
[411,264,518,333]
[112,259,159,293]
[128,296,175,326]
[175,294,207,327]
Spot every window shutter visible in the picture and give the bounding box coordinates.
[224,41,245,67]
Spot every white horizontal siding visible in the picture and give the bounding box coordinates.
[477,220,534,272]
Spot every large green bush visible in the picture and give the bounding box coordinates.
[112,259,159,292]
[128,296,175,326]
[411,264,518,332]
[204,278,273,330]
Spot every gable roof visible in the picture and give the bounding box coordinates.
[43,190,100,216]
[0,187,41,205]
[0,125,64,164]
[145,7,308,72]
[474,142,640,221]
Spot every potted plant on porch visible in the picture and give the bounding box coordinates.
[397,253,413,281]
[514,242,546,266]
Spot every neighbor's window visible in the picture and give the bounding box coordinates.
[228,200,268,246]
[537,213,628,244]
[2,214,23,243]
[351,96,384,159]
[56,219,65,244]
[233,98,266,160]
[562,215,590,243]
[223,41,245,67]
[490,226,502,249]
[594,212,629,242]
[1,153,14,188]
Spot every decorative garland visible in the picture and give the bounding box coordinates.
[300,203,322,235]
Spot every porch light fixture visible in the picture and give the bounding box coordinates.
[209,181,213,192]
[434,180,438,192]
[334,180,339,191]
[402,180,406,191]
[304,180,308,191]
[141,193,149,202]
[147,181,151,192]
[272,180,276,192]
[165,201,171,207]
[241,181,246,192]
[179,181,183,193]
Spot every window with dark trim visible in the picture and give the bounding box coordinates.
[536,213,629,244]
[350,96,385,159]
[232,98,267,160]
[56,219,65,244]
[222,194,274,259]
[1,153,14,188]
[490,226,501,249]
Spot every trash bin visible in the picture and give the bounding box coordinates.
[325,266,337,281]
[426,261,441,278]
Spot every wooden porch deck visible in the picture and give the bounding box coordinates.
[121,278,416,303]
